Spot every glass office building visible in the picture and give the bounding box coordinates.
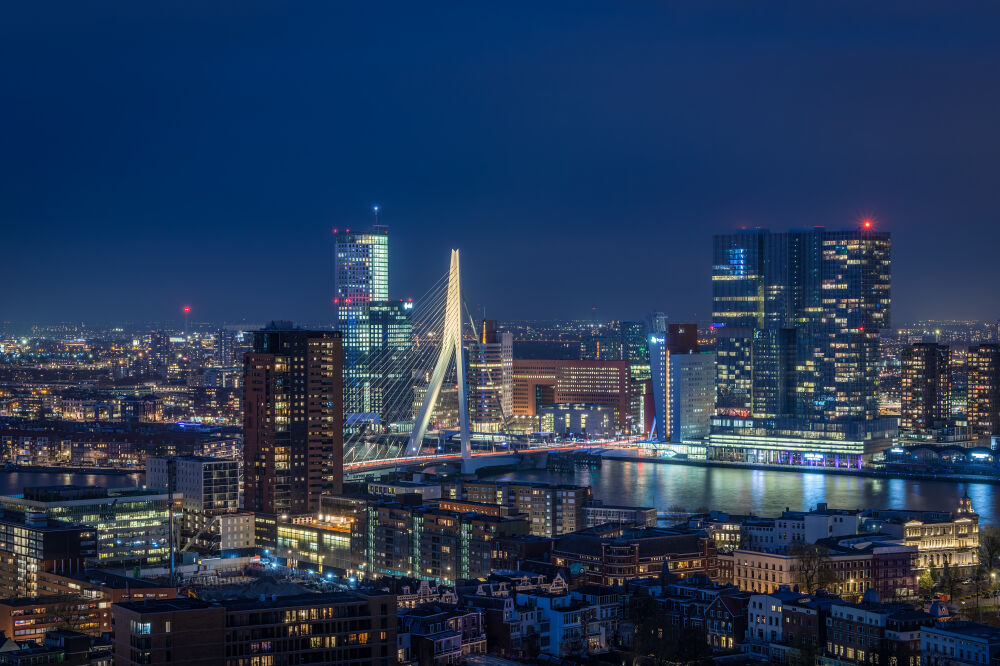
[649,325,715,444]
[334,226,413,428]
[1,486,171,567]
[469,320,513,433]
[709,226,894,467]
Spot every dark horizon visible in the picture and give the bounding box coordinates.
[4,2,1000,326]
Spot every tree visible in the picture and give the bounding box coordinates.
[919,568,935,597]
[981,527,1000,569]
[789,543,837,594]
[973,565,990,620]
[938,558,960,602]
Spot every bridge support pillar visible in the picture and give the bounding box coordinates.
[407,250,472,471]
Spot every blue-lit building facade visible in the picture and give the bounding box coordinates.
[709,226,895,468]
[649,325,715,445]
[334,226,413,430]
[621,321,650,376]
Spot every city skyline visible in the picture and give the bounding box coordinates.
[6,5,1000,665]
[4,3,1000,325]
[1,218,995,331]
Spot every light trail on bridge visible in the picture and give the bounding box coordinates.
[343,437,641,472]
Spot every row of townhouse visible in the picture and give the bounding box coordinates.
[742,585,1000,666]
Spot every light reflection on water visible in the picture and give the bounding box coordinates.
[485,460,1000,524]
[0,471,143,496]
[4,465,996,525]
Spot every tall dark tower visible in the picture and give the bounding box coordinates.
[243,323,343,514]
[901,343,952,433]
[968,344,1000,439]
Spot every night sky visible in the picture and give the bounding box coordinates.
[4,2,1000,326]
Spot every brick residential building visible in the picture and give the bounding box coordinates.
[243,324,343,513]
[112,591,396,666]
[552,526,718,586]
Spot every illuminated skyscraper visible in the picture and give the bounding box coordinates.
[581,334,622,361]
[621,321,650,377]
[215,329,235,366]
[900,343,952,434]
[648,312,669,335]
[709,225,894,467]
[469,319,513,433]
[149,331,172,377]
[334,226,389,305]
[333,226,412,427]
[361,300,414,428]
[967,344,1000,439]
[711,231,764,416]
[243,323,343,513]
[649,324,715,443]
[622,321,652,433]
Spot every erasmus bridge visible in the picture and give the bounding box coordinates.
[341,250,637,474]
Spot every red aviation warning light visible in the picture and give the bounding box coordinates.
[862,219,873,229]
[182,306,191,314]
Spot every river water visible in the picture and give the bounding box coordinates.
[482,459,1000,525]
[4,462,999,527]
[0,470,144,496]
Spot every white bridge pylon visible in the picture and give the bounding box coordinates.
[406,249,472,470]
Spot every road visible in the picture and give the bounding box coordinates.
[343,438,639,472]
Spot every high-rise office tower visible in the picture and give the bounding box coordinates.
[215,329,235,366]
[334,225,388,421]
[334,226,389,304]
[621,321,652,432]
[900,343,952,433]
[649,324,715,443]
[580,334,622,361]
[709,225,893,467]
[333,226,412,428]
[149,331,172,377]
[243,322,343,514]
[621,321,650,374]
[469,320,513,433]
[648,312,669,335]
[362,300,414,427]
[967,344,1000,439]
